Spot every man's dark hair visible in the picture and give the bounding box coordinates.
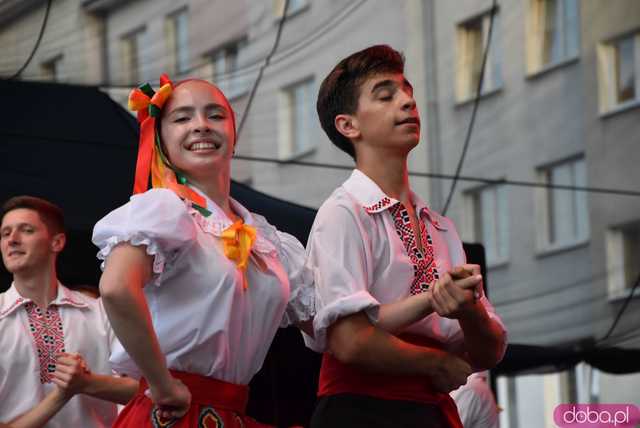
[316,45,405,160]
[1,196,65,235]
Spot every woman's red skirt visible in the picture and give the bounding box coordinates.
[114,370,272,427]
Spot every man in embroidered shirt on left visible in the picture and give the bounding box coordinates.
[0,196,138,427]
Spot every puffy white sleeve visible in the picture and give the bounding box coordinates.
[303,201,380,352]
[276,231,315,328]
[92,188,197,286]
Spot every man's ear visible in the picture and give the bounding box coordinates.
[335,114,360,141]
[51,233,66,254]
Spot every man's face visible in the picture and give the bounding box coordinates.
[349,72,421,153]
[0,209,60,275]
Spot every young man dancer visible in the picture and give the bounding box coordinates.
[305,45,507,428]
[0,196,138,427]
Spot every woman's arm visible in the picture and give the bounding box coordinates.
[99,243,190,419]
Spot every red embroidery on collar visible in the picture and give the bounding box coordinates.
[24,303,66,383]
[364,197,393,214]
[389,204,439,295]
[0,297,25,318]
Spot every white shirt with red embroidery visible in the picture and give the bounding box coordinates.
[304,169,507,359]
[0,283,117,427]
[92,188,314,384]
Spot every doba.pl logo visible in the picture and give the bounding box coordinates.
[554,404,640,427]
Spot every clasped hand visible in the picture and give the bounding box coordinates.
[429,264,483,319]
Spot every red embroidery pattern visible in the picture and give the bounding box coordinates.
[364,197,392,214]
[389,204,439,295]
[24,303,65,383]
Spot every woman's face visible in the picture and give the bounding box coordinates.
[160,80,235,180]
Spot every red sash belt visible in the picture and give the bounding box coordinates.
[318,334,463,428]
[139,370,249,414]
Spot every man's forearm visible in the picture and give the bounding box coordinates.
[83,374,139,405]
[376,292,434,334]
[330,312,451,376]
[458,304,506,370]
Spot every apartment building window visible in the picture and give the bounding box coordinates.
[121,28,146,84]
[209,39,248,99]
[278,78,316,160]
[166,8,189,74]
[468,185,509,266]
[40,55,63,81]
[597,32,640,113]
[606,222,640,300]
[455,10,502,102]
[527,0,579,73]
[537,157,589,250]
[274,0,308,17]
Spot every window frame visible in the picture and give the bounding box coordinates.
[273,0,309,19]
[605,221,640,301]
[120,27,146,84]
[40,54,63,81]
[597,30,640,116]
[455,7,503,103]
[535,156,590,255]
[464,183,510,268]
[165,7,190,75]
[277,77,317,161]
[207,38,249,100]
[526,0,580,76]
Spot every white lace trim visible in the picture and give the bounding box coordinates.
[189,208,278,255]
[96,234,168,285]
[281,278,316,327]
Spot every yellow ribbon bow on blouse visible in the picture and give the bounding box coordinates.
[220,220,257,290]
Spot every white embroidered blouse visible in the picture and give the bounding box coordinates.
[92,188,314,384]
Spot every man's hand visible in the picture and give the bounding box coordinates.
[51,353,92,398]
[427,350,472,393]
[430,264,483,319]
[146,377,191,420]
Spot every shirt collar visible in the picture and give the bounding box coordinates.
[52,283,89,308]
[342,169,447,231]
[188,185,254,228]
[342,169,400,214]
[0,282,87,320]
[186,185,278,253]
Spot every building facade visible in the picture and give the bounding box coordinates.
[2,0,638,426]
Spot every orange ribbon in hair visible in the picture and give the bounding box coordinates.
[127,73,205,207]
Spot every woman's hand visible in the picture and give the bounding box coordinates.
[146,377,192,419]
[51,353,92,398]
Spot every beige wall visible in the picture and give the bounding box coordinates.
[0,0,104,83]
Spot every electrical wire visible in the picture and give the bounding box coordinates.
[441,0,498,215]
[0,127,638,197]
[5,0,53,80]
[232,154,640,197]
[237,0,290,137]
